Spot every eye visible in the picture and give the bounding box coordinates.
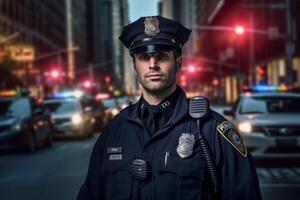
[155,52,169,61]
[136,54,150,60]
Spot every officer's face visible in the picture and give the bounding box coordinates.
[133,51,181,95]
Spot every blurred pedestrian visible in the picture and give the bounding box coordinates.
[77,15,262,200]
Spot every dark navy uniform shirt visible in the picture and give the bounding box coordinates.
[76,86,262,200]
[140,86,179,136]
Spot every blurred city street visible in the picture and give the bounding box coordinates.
[0,135,97,200]
[0,132,300,200]
[1,0,300,199]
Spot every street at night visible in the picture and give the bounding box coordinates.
[0,135,97,200]
[1,0,300,199]
[0,133,299,200]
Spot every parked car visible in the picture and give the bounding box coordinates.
[0,91,53,153]
[81,95,105,133]
[223,88,300,158]
[44,97,94,139]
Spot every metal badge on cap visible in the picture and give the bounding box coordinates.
[177,133,195,158]
[144,17,160,36]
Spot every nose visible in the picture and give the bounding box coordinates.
[149,56,159,70]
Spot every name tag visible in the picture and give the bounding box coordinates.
[107,147,122,154]
[109,154,122,160]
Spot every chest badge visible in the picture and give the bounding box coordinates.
[177,133,195,158]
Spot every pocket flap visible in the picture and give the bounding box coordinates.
[105,159,132,173]
[157,158,205,180]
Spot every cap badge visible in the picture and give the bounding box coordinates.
[177,133,195,158]
[144,17,160,36]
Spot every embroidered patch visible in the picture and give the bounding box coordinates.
[217,121,247,157]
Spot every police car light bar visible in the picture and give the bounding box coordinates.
[243,85,289,93]
[53,90,84,99]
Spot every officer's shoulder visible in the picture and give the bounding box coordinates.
[106,102,137,126]
[208,108,227,123]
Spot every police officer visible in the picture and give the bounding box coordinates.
[77,16,262,200]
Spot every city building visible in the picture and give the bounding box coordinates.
[160,0,300,103]
[196,0,300,103]
[0,0,88,95]
[86,0,132,96]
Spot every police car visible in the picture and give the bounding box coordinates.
[44,92,94,139]
[223,85,300,158]
[0,90,53,152]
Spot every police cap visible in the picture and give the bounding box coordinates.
[119,15,191,55]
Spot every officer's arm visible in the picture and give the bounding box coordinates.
[210,119,262,200]
[76,127,109,200]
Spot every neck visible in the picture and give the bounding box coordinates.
[142,84,176,105]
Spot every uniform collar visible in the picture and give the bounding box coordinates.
[139,86,180,120]
[120,85,188,125]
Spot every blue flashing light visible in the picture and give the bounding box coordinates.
[244,85,289,93]
[53,92,74,98]
[253,85,277,92]
[53,92,68,98]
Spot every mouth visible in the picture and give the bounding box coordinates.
[146,73,163,79]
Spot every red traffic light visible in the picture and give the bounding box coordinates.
[234,26,245,35]
[212,78,220,86]
[258,67,265,76]
[51,70,59,78]
[188,65,195,73]
[83,80,92,88]
[104,75,111,84]
[180,75,187,87]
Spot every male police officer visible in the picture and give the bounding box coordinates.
[77,16,262,200]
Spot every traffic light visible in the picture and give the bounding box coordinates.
[257,66,267,84]
[180,75,187,87]
[51,70,59,78]
[83,80,92,88]
[257,67,265,76]
[234,25,245,35]
[104,75,111,84]
[212,78,220,86]
[188,65,195,73]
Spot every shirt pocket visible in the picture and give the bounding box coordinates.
[104,159,133,200]
[154,154,205,200]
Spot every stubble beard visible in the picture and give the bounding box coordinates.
[138,73,176,96]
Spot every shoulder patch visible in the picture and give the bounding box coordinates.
[217,121,247,157]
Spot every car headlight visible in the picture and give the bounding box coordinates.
[71,113,83,125]
[238,122,252,134]
[111,108,119,116]
[11,123,22,131]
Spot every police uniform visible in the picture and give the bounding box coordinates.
[77,16,262,200]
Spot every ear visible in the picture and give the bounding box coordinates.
[176,56,182,72]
